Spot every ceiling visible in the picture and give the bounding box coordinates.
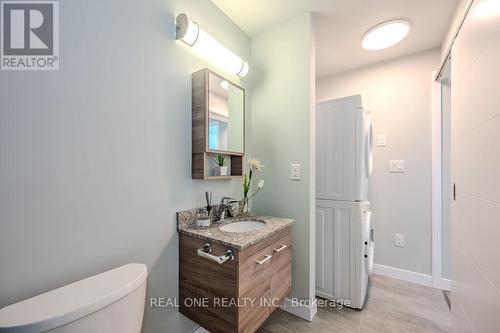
[211,0,460,77]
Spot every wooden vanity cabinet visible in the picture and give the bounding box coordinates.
[179,228,292,333]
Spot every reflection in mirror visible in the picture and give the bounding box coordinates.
[208,73,244,153]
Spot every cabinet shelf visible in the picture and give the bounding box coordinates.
[204,175,243,180]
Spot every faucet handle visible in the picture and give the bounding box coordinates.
[220,196,232,204]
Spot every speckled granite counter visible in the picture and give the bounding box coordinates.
[177,207,294,250]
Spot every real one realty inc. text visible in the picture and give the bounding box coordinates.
[150,297,350,309]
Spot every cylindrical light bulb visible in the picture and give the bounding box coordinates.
[176,13,249,78]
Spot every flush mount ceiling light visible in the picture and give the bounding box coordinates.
[473,0,500,17]
[361,20,411,50]
[176,13,249,78]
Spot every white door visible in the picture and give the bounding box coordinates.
[315,200,356,303]
[316,95,362,201]
[450,1,500,331]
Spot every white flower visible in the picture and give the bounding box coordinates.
[248,158,264,171]
[258,180,265,188]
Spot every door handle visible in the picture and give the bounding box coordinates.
[273,244,287,253]
[256,255,272,265]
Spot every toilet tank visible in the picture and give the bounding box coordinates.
[0,263,148,333]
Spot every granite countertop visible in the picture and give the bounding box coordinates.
[177,208,294,250]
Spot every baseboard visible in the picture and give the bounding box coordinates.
[280,297,317,322]
[315,290,333,300]
[192,326,209,333]
[435,278,451,291]
[373,263,433,287]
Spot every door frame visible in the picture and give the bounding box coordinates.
[431,70,451,291]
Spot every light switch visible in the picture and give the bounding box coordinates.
[395,233,405,247]
[377,134,387,147]
[390,160,405,173]
[290,163,301,180]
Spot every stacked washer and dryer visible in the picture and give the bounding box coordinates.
[315,94,374,309]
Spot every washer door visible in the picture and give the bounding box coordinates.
[364,211,374,276]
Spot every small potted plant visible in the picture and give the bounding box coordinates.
[215,154,229,176]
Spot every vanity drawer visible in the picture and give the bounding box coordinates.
[238,227,290,262]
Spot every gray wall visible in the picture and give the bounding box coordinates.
[250,13,316,302]
[0,1,250,332]
[317,49,441,275]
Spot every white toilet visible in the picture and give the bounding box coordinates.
[0,263,147,333]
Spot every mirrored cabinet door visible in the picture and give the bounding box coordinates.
[208,72,244,154]
[192,69,245,179]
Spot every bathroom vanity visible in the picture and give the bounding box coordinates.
[177,210,293,333]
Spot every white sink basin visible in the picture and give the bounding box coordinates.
[219,220,266,233]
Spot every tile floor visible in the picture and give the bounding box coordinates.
[261,274,451,333]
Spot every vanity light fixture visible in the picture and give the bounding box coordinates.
[176,13,250,78]
[361,20,411,50]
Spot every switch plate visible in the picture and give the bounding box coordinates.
[390,160,405,173]
[395,233,405,247]
[377,134,387,147]
[290,163,301,180]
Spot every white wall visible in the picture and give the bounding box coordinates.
[451,0,500,331]
[250,12,316,304]
[0,1,250,332]
[317,49,441,276]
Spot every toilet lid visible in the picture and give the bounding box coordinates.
[0,263,147,333]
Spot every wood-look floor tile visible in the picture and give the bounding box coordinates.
[261,274,451,333]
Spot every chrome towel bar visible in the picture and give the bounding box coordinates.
[197,243,234,264]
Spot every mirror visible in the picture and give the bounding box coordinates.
[208,72,244,153]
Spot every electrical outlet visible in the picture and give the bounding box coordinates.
[390,160,405,173]
[395,233,405,247]
[290,163,301,180]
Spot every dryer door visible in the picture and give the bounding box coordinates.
[357,110,373,202]
[364,120,374,179]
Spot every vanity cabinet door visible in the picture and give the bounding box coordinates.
[179,235,238,333]
[238,246,271,333]
[270,233,292,310]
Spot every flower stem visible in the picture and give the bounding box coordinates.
[247,187,261,200]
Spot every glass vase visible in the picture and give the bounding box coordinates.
[238,197,250,216]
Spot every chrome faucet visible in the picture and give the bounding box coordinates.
[213,196,237,222]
